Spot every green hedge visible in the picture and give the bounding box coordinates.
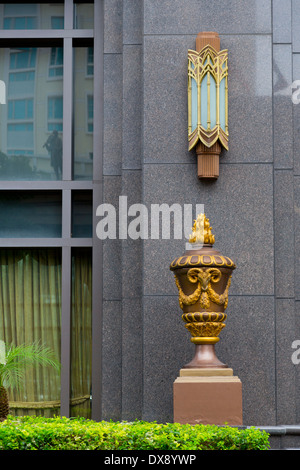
[0,415,270,450]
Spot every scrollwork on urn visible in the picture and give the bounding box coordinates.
[174,267,232,310]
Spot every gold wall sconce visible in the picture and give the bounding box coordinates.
[188,32,228,179]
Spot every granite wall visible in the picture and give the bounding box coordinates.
[101,0,300,426]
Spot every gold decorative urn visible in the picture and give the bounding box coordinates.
[170,214,236,369]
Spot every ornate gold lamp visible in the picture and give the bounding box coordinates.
[188,32,228,179]
[170,213,235,369]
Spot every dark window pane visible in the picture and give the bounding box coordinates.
[0,191,62,237]
[72,191,92,237]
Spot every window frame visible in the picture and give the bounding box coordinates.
[0,0,103,421]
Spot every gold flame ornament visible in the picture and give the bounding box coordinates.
[188,213,215,245]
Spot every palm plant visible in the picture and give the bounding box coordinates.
[0,340,60,421]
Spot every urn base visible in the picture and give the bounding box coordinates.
[183,344,228,369]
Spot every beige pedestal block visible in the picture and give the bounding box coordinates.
[173,369,243,426]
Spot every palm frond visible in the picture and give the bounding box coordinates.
[0,341,60,391]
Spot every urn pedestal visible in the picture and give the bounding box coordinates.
[170,214,243,425]
[173,373,243,426]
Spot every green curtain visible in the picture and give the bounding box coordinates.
[0,249,61,417]
[0,248,92,418]
[71,248,92,418]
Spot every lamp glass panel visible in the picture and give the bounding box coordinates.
[200,74,208,129]
[209,75,217,129]
[191,77,198,132]
[219,77,226,131]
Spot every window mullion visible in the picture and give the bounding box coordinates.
[91,0,103,422]
[93,0,103,183]
[64,0,74,30]
[61,245,72,418]
[62,189,72,238]
[62,36,73,180]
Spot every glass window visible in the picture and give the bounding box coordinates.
[8,98,33,120]
[0,248,61,418]
[72,191,93,237]
[71,247,92,418]
[87,95,93,133]
[9,47,36,70]
[4,16,37,30]
[51,16,64,29]
[0,0,99,421]
[0,191,62,237]
[7,123,34,158]
[47,96,63,130]
[3,3,37,29]
[73,47,93,180]
[49,47,63,78]
[0,46,63,180]
[74,3,94,29]
[87,46,93,76]
[0,4,65,30]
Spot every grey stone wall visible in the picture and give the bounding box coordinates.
[101,0,300,426]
